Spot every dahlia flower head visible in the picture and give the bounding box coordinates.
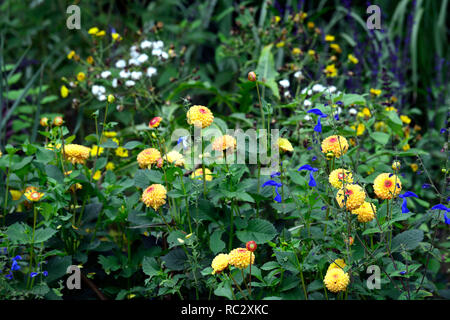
[141,184,167,211]
[321,135,349,158]
[277,138,294,153]
[163,150,185,167]
[373,173,402,200]
[336,184,366,211]
[324,267,350,293]
[137,148,161,169]
[211,253,229,275]
[24,187,44,202]
[191,168,213,181]
[328,168,353,189]
[186,105,214,128]
[63,144,91,165]
[351,201,376,223]
[228,248,255,269]
[212,135,237,152]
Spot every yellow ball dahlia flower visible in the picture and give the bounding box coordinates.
[228,248,255,269]
[212,135,237,152]
[336,184,365,211]
[321,135,349,158]
[328,168,353,189]
[278,138,294,153]
[63,144,91,165]
[351,201,376,223]
[328,259,346,271]
[324,267,350,293]
[164,150,185,167]
[211,253,229,275]
[191,168,213,181]
[141,184,167,211]
[373,173,402,200]
[186,105,214,128]
[137,148,161,169]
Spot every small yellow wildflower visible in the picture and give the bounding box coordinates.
[400,115,411,124]
[348,54,359,64]
[67,50,76,60]
[60,85,69,98]
[115,147,129,158]
[324,64,337,77]
[330,43,342,54]
[77,72,86,82]
[370,88,382,96]
[325,35,335,42]
[276,41,285,48]
[292,48,302,55]
[410,163,418,172]
[106,162,115,171]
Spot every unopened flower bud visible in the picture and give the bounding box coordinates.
[248,71,257,82]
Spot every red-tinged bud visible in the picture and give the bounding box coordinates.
[149,116,162,128]
[156,157,163,168]
[53,116,64,127]
[246,241,257,252]
[248,71,257,82]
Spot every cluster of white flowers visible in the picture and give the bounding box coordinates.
[279,79,290,88]
[301,84,341,96]
[91,85,106,101]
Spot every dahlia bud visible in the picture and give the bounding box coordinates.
[248,71,257,82]
[156,157,163,168]
[107,94,115,103]
[246,241,257,252]
[392,161,401,171]
[345,236,354,246]
[40,117,49,127]
[53,116,64,127]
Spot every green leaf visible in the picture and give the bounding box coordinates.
[134,170,163,188]
[142,257,160,279]
[391,229,424,252]
[161,248,188,271]
[33,228,58,243]
[6,223,30,244]
[255,44,280,99]
[209,230,226,254]
[370,132,390,145]
[236,218,277,244]
[123,141,144,150]
[214,281,234,300]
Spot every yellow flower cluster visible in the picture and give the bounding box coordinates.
[351,201,376,223]
[324,259,350,293]
[212,135,237,152]
[336,184,366,211]
[137,148,161,169]
[278,138,293,153]
[228,248,255,269]
[164,150,185,167]
[191,168,213,181]
[321,135,349,158]
[373,173,402,200]
[186,105,214,128]
[141,184,167,211]
[211,254,229,275]
[63,144,91,165]
[328,168,353,189]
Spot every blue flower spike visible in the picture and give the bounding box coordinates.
[262,180,283,203]
[398,191,419,213]
[298,164,319,187]
[430,204,450,225]
[307,109,328,133]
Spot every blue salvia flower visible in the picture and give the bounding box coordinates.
[430,204,450,225]
[298,164,319,187]
[440,128,446,134]
[11,260,21,271]
[5,272,13,280]
[307,109,328,133]
[270,172,281,178]
[398,191,419,213]
[262,180,282,203]
[177,136,189,150]
[422,183,431,189]
[30,272,38,278]
[43,271,48,277]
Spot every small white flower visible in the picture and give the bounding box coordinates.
[152,48,162,57]
[312,84,325,92]
[125,80,136,87]
[146,67,157,77]
[284,91,291,98]
[294,71,303,78]
[130,45,138,52]
[327,86,337,93]
[153,40,164,49]
[112,78,118,88]
[301,88,313,95]
[304,115,312,121]
[119,70,131,79]
[160,52,169,60]
[349,108,358,115]
[304,99,312,107]
[98,94,106,101]
[131,71,143,80]
[279,79,290,88]
[336,106,342,114]
[91,85,100,95]
[115,60,126,69]
[130,50,140,59]
[137,54,149,64]
[129,58,140,66]
[140,40,152,49]
[101,71,111,79]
